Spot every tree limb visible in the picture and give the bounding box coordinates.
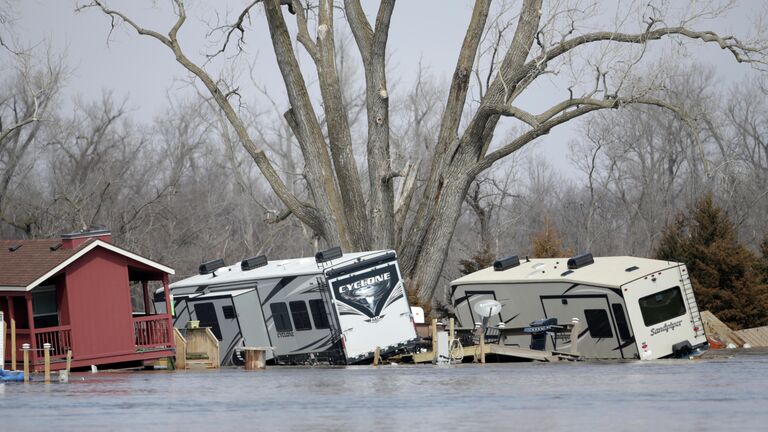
[473,95,700,175]
[343,0,373,64]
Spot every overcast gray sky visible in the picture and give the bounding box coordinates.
[9,0,765,177]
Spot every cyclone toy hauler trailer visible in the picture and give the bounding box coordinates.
[450,254,708,360]
[155,248,418,365]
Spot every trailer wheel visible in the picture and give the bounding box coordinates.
[672,341,693,358]
[231,349,245,366]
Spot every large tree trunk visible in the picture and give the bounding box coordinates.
[410,165,474,303]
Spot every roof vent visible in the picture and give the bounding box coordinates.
[315,246,342,263]
[494,255,520,271]
[199,259,226,275]
[567,253,594,270]
[241,255,268,271]
[8,244,22,252]
[49,243,62,251]
[625,265,639,272]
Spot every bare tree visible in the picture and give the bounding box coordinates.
[81,0,768,305]
[0,49,65,235]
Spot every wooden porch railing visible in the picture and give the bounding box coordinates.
[34,325,72,361]
[133,315,173,350]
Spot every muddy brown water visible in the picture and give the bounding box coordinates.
[1,350,767,431]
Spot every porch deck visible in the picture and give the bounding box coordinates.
[5,314,174,371]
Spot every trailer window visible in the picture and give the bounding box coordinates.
[638,286,686,326]
[309,299,331,329]
[611,303,632,341]
[289,301,312,331]
[584,309,613,339]
[270,302,293,333]
[222,305,236,319]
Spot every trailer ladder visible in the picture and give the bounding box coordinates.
[678,266,705,338]
[316,276,346,363]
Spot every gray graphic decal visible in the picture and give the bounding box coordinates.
[329,264,400,319]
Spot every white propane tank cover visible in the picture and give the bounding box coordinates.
[474,299,502,318]
[410,306,425,324]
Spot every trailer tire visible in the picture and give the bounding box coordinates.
[672,341,693,358]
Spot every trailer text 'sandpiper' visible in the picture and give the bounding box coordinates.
[450,253,708,360]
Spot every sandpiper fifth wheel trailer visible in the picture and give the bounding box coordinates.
[450,253,708,360]
[155,248,418,365]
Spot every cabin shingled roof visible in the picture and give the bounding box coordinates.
[0,238,94,288]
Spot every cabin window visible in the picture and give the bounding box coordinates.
[32,286,59,328]
[611,303,632,341]
[194,302,223,340]
[270,302,293,333]
[289,301,312,331]
[222,305,237,319]
[638,286,686,327]
[584,309,613,339]
[309,299,330,329]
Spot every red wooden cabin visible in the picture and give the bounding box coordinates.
[1,229,175,371]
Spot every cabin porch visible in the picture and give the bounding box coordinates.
[1,269,175,371]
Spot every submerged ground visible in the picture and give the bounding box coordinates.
[2,350,766,431]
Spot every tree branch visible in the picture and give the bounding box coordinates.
[204,0,260,61]
[343,0,373,64]
[473,95,700,175]
[483,103,540,128]
[293,0,319,62]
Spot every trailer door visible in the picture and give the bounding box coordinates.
[541,296,626,359]
[187,291,248,365]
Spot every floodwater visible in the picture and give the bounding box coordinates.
[1,351,767,432]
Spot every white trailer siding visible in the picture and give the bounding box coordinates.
[161,250,417,365]
[451,256,707,360]
[622,264,706,359]
[327,259,414,361]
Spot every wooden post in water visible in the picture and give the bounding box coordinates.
[479,332,486,364]
[10,317,16,370]
[43,343,51,383]
[22,343,30,383]
[66,350,73,374]
[449,318,455,341]
[244,347,266,370]
[432,318,437,355]
[0,311,4,372]
[372,346,381,367]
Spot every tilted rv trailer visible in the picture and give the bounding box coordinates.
[155,249,418,365]
[450,254,708,360]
